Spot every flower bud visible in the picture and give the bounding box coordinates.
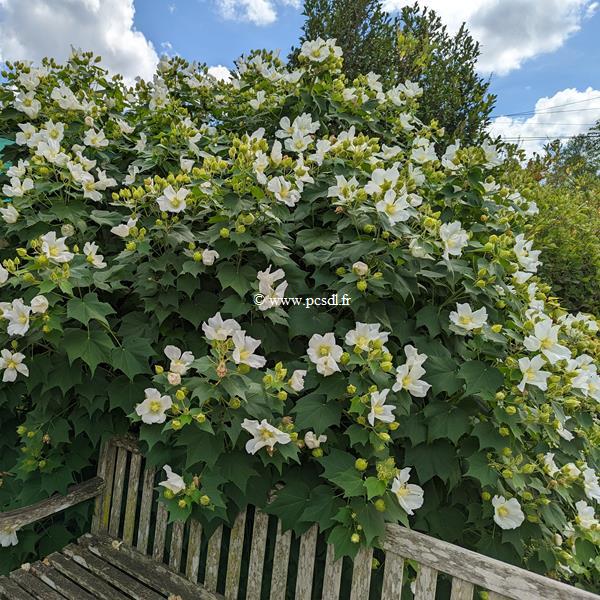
[355,458,368,472]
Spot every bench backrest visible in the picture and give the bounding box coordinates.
[92,436,599,600]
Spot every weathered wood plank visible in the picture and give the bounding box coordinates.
[122,452,142,546]
[321,543,343,600]
[295,524,319,600]
[30,561,96,600]
[111,435,141,453]
[269,521,292,600]
[152,501,169,562]
[414,566,438,600]
[488,593,511,600]
[246,510,269,600]
[91,440,110,534]
[48,552,131,600]
[204,525,223,592]
[169,520,185,572]
[185,519,203,583]
[135,463,156,554]
[9,569,64,600]
[350,545,373,600]
[0,576,35,600]
[383,524,600,600]
[451,578,475,600]
[80,533,220,600]
[381,552,404,600]
[225,509,247,599]
[99,442,117,533]
[0,477,104,531]
[63,544,164,600]
[108,446,128,537]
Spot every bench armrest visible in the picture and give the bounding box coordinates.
[0,476,104,531]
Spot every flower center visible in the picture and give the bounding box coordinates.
[7,360,17,370]
[498,506,509,518]
[541,338,553,349]
[318,345,330,357]
[526,369,536,381]
[396,486,409,498]
[260,428,275,440]
[149,400,162,413]
[18,315,28,324]
[49,246,59,257]
[459,315,472,325]
[240,349,251,361]
[402,375,411,387]
[374,405,384,415]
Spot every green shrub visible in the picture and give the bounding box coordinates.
[0,42,599,589]
[531,182,600,316]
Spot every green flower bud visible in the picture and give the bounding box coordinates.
[355,458,368,472]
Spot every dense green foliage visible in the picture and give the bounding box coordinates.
[508,135,600,315]
[0,42,599,592]
[294,1,496,144]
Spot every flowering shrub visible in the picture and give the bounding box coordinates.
[0,41,599,587]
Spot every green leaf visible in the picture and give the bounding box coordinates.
[216,263,254,297]
[356,504,386,545]
[404,440,461,486]
[66,293,115,326]
[364,477,386,500]
[464,452,498,487]
[265,480,311,532]
[301,485,340,530]
[458,361,503,398]
[327,524,360,560]
[295,228,338,252]
[111,338,153,380]
[416,305,441,337]
[292,394,342,435]
[321,450,364,497]
[62,327,114,374]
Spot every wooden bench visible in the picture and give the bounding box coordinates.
[1,436,598,599]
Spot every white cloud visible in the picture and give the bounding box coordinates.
[0,0,158,82]
[488,87,600,156]
[208,65,232,81]
[382,0,597,75]
[215,0,300,25]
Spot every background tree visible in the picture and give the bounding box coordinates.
[293,1,496,144]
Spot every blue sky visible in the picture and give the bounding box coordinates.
[133,0,600,117]
[1,0,599,155]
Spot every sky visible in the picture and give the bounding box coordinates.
[0,0,599,155]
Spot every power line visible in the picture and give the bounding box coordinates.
[491,95,600,118]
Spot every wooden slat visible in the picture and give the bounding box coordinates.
[294,524,319,600]
[80,533,219,600]
[122,452,142,545]
[185,519,203,583]
[0,477,104,532]
[30,561,96,600]
[135,463,156,554]
[321,543,343,600]
[225,509,247,599]
[111,435,141,453]
[169,520,185,572]
[91,440,110,533]
[381,553,404,600]
[269,521,292,600]
[152,501,169,562]
[108,446,128,537]
[414,566,438,600]
[350,545,373,600]
[48,552,131,600]
[0,577,36,600]
[9,570,64,600]
[488,593,511,600]
[99,443,117,533]
[383,523,600,600]
[63,545,164,600]
[246,510,269,600]
[204,525,223,592]
[451,578,475,600]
